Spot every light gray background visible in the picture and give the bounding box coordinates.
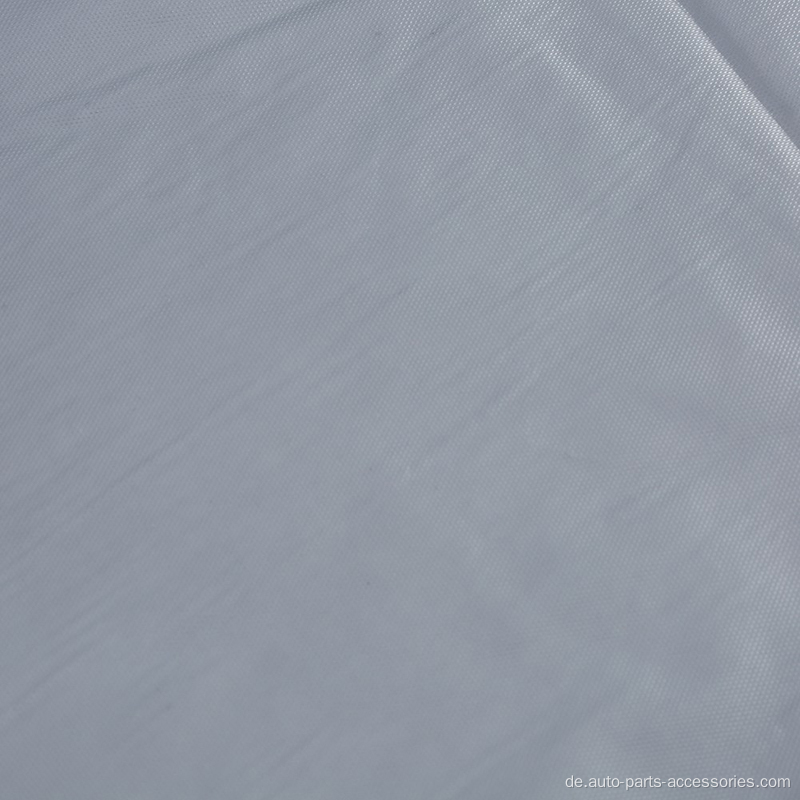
[2,1,800,797]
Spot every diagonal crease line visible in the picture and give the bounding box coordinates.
[29,0,361,115]
[668,1,800,370]
[673,0,800,163]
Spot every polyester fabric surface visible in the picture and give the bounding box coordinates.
[2,1,800,798]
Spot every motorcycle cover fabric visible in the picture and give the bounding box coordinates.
[2,1,800,797]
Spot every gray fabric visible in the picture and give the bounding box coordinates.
[2,1,800,797]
